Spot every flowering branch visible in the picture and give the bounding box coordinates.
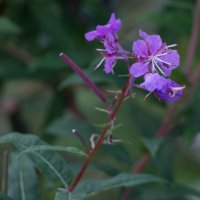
[60,13,185,194]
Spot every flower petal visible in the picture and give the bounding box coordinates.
[139,30,148,39]
[132,40,148,57]
[155,79,183,102]
[85,31,98,41]
[140,73,166,92]
[108,13,121,33]
[146,35,162,55]
[160,50,180,69]
[104,57,116,73]
[103,34,116,53]
[130,62,149,78]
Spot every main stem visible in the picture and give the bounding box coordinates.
[69,77,131,192]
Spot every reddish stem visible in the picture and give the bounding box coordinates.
[133,154,150,173]
[184,0,200,75]
[60,53,112,113]
[69,78,131,192]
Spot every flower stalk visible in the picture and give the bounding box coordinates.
[60,53,112,113]
[68,77,130,192]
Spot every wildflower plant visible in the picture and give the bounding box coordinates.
[3,5,200,200]
[58,13,185,196]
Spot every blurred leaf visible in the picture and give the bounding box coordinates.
[0,193,13,200]
[0,17,21,34]
[0,54,28,79]
[101,144,133,165]
[46,114,97,138]
[29,0,73,51]
[92,161,120,176]
[184,81,200,140]
[141,137,163,157]
[59,69,115,89]
[17,145,86,158]
[129,99,163,137]
[0,133,73,187]
[55,191,69,200]
[56,173,165,199]
[7,153,40,200]
[29,52,64,71]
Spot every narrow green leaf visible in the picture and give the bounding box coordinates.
[55,191,69,200]
[7,153,40,200]
[17,145,86,158]
[77,173,164,195]
[0,133,73,187]
[0,17,21,34]
[57,173,165,199]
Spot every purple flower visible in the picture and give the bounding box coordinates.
[85,13,121,42]
[140,73,184,102]
[85,13,125,74]
[130,30,180,78]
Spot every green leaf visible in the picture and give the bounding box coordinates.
[101,144,133,165]
[0,133,73,188]
[57,173,165,199]
[59,69,115,89]
[29,0,73,51]
[17,145,86,158]
[46,114,96,138]
[0,17,21,34]
[7,153,40,200]
[0,53,29,79]
[55,191,69,200]
[141,137,163,157]
[0,193,13,200]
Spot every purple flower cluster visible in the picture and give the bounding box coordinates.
[85,13,125,74]
[85,13,184,102]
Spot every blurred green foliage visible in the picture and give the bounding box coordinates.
[0,0,200,199]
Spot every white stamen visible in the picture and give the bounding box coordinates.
[144,92,153,100]
[151,60,156,72]
[169,86,185,97]
[171,86,185,92]
[166,44,177,48]
[96,48,107,52]
[155,57,171,66]
[94,57,105,70]
[153,60,165,75]
[156,52,169,57]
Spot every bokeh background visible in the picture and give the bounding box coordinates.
[0,0,200,199]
